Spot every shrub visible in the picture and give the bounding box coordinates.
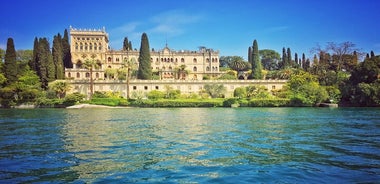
[63,92,86,106]
[147,90,165,100]
[248,98,290,107]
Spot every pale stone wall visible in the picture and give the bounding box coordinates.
[67,79,287,98]
[67,27,220,81]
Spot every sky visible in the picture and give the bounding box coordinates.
[1,0,380,60]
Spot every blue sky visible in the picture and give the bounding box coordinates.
[1,0,380,60]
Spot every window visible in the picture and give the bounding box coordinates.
[89,43,92,50]
[206,58,210,63]
[80,43,83,50]
[272,85,276,90]
[116,58,120,62]
[75,43,78,50]
[144,86,148,90]
[76,72,80,78]
[108,57,112,62]
[133,86,137,90]
[96,73,99,78]
[193,66,197,72]
[94,43,97,50]
[193,58,197,63]
[206,66,210,71]
[181,58,185,62]
[68,72,71,78]
[86,72,90,78]
[85,43,88,50]
[155,86,159,90]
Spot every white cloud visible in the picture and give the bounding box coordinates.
[148,9,203,36]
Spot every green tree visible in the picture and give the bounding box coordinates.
[31,37,39,71]
[123,37,133,51]
[285,70,328,106]
[84,57,98,98]
[228,56,250,72]
[52,34,65,79]
[122,58,138,98]
[251,40,262,79]
[203,84,226,98]
[137,33,152,79]
[233,86,247,98]
[49,80,71,99]
[287,48,292,67]
[4,38,18,84]
[259,49,280,70]
[62,29,73,68]
[36,38,55,89]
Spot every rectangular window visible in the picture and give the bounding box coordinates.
[133,86,137,90]
[272,85,276,90]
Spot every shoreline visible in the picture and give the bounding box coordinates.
[66,104,131,109]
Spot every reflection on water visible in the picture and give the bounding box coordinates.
[0,108,379,183]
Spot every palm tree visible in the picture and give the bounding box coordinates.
[49,80,71,99]
[84,57,97,99]
[122,58,138,98]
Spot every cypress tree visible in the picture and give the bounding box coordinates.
[251,39,262,79]
[62,29,73,68]
[137,33,152,79]
[4,38,18,84]
[123,37,129,50]
[128,41,132,50]
[37,38,55,89]
[30,37,39,71]
[370,51,375,59]
[287,47,292,67]
[52,34,64,79]
[294,53,298,67]
[281,47,287,69]
[248,46,252,65]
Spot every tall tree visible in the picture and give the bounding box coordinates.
[251,39,262,79]
[281,47,287,69]
[259,49,280,70]
[37,38,55,89]
[137,33,152,79]
[294,53,298,67]
[4,38,18,84]
[62,29,73,68]
[287,47,292,67]
[128,41,132,51]
[52,34,65,79]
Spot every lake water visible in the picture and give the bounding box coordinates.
[0,107,379,183]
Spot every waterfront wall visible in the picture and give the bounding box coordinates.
[68,79,287,98]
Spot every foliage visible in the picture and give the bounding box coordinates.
[49,80,71,99]
[203,84,227,98]
[52,34,65,79]
[4,38,18,84]
[129,98,224,107]
[227,56,250,72]
[284,70,329,106]
[259,49,280,70]
[217,73,236,80]
[250,40,263,79]
[137,33,152,79]
[90,98,128,106]
[147,90,165,100]
[233,87,247,98]
[63,92,85,106]
[62,29,73,68]
[246,85,271,98]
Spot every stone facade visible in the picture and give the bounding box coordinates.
[66,27,220,81]
[65,27,287,97]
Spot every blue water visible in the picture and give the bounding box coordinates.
[0,108,379,183]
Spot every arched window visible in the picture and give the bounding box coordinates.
[214,58,218,63]
[76,72,80,78]
[99,43,102,51]
[94,43,97,50]
[85,43,88,50]
[68,72,71,78]
[181,58,185,62]
[193,58,197,63]
[193,66,197,72]
[75,43,78,50]
[89,43,92,50]
[108,57,112,62]
[116,58,120,62]
[169,66,172,70]
[206,58,210,63]
[96,73,99,78]
[80,43,83,50]
[206,66,210,71]
[86,72,90,78]
[161,58,164,62]
[76,60,83,68]
[175,58,178,62]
